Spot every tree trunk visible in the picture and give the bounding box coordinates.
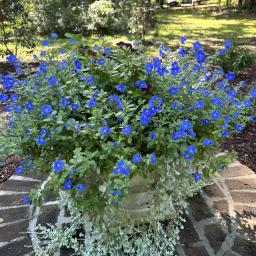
[242,0,256,9]
[157,0,164,8]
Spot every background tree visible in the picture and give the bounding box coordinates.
[0,0,35,57]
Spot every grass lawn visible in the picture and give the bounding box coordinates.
[1,4,256,61]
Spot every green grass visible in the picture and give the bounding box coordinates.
[1,4,256,61]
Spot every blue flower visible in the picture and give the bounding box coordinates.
[64,178,73,190]
[150,131,156,140]
[25,129,30,134]
[194,172,201,182]
[193,40,202,50]
[211,109,221,119]
[60,97,70,107]
[70,167,77,174]
[70,103,79,110]
[236,124,244,132]
[112,189,122,195]
[116,117,123,123]
[22,195,31,205]
[87,98,97,108]
[0,93,8,102]
[75,184,87,190]
[39,63,47,72]
[172,131,183,141]
[7,54,17,63]
[70,38,75,43]
[74,59,82,70]
[115,84,127,92]
[41,128,48,135]
[98,58,105,65]
[110,94,123,111]
[145,63,154,73]
[113,160,130,175]
[224,39,232,49]
[104,47,110,55]
[171,62,180,75]
[122,124,132,135]
[225,71,236,81]
[25,101,35,111]
[10,93,17,102]
[218,49,226,55]
[75,124,81,130]
[203,138,213,146]
[195,49,205,63]
[47,75,58,85]
[221,129,229,137]
[180,120,192,131]
[41,40,49,46]
[53,159,65,172]
[244,99,251,107]
[212,96,221,105]
[41,104,52,115]
[195,100,205,109]
[50,32,58,39]
[132,153,142,163]
[169,86,179,96]
[99,125,112,135]
[16,166,25,174]
[150,152,156,164]
[136,80,147,89]
[27,163,33,168]
[37,136,46,145]
[87,75,94,84]
[180,36,186,44]
[14,105,22,113]
[250,88,256,98]
[178,47,186,55]
[184,145,197,160]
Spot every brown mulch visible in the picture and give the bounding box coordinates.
[0,155,20,183]
[221,122,256,173]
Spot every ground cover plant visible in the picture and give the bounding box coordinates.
[0,34,255,254]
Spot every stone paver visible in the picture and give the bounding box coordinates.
[0,161,256,255]
[177,162,256,256]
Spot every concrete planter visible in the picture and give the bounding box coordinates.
[119,175,176,224]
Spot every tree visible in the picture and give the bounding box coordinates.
[0,0,35,56]
[239,0,256,9]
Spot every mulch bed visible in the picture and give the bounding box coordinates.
[221,62,256,173]
[0,155,20,183]
[221,122,256,173]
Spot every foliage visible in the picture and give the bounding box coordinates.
[211,40,256,74]
[0,36,255,221]
[33,190,186,256]
[30,0,93,35]
[87,0,116,33]
[114,0,156,39]
[0,0,35,56]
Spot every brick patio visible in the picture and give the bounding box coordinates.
[0,161,255,256]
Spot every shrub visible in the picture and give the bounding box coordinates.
[212,39,256,75]
[0,37,255,254]
[0,0,35,56]
[87,0,116,33]
[30,0,93,35]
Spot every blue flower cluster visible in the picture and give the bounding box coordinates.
[1,35,255,211]
[140,96,163,126]
[113,160,131,176]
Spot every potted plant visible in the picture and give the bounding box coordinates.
[0,35,255,255]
